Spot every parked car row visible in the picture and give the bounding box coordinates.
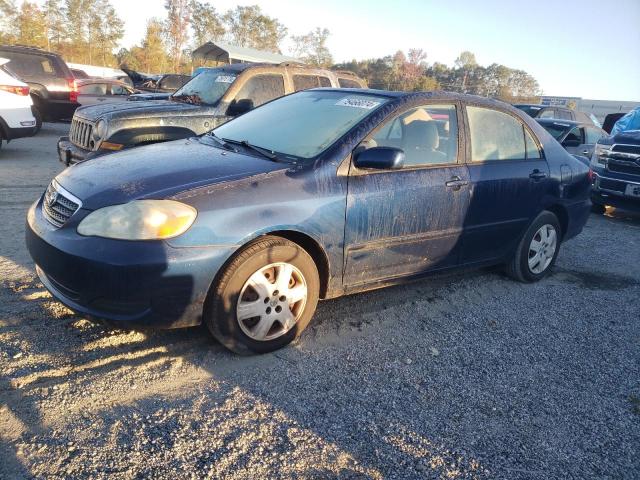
[1,43,634,355]
[514,101,640,215]
[514,103,600,126]
[57,62,366,164]
[589,107,640,213]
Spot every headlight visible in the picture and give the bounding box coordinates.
[77,200,197,240]
[591,143,612,165]
[94,119,107,140]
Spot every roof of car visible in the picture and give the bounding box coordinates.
[76,78,131,87]
[536,118,592,128]
[515,103,575,112]
[313,88,517,107]
[0,44,61,57]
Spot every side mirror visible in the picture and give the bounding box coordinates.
[354,146,405,170]
[562,138,581,148]
[227,98,254,116]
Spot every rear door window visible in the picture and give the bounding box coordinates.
[293,75,324,91]
[557,109,573,120]
[338,78,362,88]
[234,74,286,108]
[467,106,527,161]
[538,108,555,119]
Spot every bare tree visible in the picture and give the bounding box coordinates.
[164,0,191,71]
[223,5,287,53]
[290,27,333,66]
[190,0,224,48]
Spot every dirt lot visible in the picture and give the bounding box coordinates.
[1,124,639,479]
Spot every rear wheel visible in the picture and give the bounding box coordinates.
[32,106,43,134]
[507,211,561,282]
[205,236,320,354]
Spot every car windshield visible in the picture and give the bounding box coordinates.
[212,90,390,159]
[171,69,237,105]
[540,122,570,140]
[515,105,543,116]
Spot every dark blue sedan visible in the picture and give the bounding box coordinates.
[26,89,592,354]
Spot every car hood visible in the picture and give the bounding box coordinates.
[612,129,640,144]
[55,139,287,210]
[73,99,212,122]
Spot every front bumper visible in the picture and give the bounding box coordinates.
[26,198,236,329]
[57,136,104,165]
[5,124,38,140]
[57,136,119,166]
[591,170,640,212]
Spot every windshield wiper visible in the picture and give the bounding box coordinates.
[221,138,280,162]
[207,132,234,151]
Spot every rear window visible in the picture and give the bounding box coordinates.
[0,51,62,78]
[338,78,362,88]
[540,122,570,140]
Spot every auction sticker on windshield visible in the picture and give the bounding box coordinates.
[215,76,235,83]
[336,97,381,109]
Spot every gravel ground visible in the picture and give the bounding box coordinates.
[1,124,639,479]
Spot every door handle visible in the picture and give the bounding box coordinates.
[445,176,469,189]
[529,170,547,180]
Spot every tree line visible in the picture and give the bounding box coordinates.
[0,0,541,100]
[335,50,541,101]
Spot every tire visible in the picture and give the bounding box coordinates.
[591,202,606,214]
[204,236,320,355]
[32,106,43,134]
[506,211,561,283]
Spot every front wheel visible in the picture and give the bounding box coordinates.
[205,236,320,354]
[507,211,561,282]
[590,202,606,215]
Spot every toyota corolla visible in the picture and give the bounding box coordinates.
[26,89,592,354]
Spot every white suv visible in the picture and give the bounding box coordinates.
[0,57,37,149]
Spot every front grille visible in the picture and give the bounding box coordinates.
[608,161,640,176]
[42,181,81,227]
[611,144,640,155]
[598,178,626,193]
[69,117,94,150]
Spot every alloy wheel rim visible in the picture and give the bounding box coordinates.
[528,224,557,274]
[236,262,308,341]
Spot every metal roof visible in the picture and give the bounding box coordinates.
[192,42,301,65]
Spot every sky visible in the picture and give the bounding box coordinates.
[74,0,640,100]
